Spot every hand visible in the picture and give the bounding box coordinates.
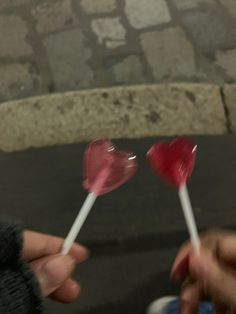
[22,230,89,304]
[171,230,236,314]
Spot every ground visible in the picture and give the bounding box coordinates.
[0,0,235,103]
[1,136,236,314]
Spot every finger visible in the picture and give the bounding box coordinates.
[22,230,89,262]
[49,278,80,303]
[180,282,202,314]
[172,242,190,271]
[197,229,236,263]
[171,242,192,281]
[31,254,75,296]
[217,234,236,264]
[171,229,233,281]
[190,248,236,308]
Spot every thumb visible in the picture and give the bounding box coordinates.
[190,249,236,308]
[31,255,75,297]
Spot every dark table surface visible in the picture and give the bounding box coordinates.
[0,135,236,314]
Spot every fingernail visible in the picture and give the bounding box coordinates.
[73,282,81,299]
[40,255,75,295]
[70,245,90,262]
[171,263,181,280]
[180,301,191,314]
[79,246,90,259]
[171,257,189,282]
[181,288,193,303]
[45,255,75,275]
[192,251,209,277]
[171,259,180,274]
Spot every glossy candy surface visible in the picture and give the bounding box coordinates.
[147,138,197,188]
[83,139,137,195]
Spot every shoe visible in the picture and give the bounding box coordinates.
[147,296,214,314]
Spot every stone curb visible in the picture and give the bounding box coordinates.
[0,84,229,152]
[223,84,236,133]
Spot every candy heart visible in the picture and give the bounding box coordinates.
[147,138,197,188]
[83,139,137,196]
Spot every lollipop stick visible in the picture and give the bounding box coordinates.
[178,184,200,253]
[61,192,97,255]
[62,168,110,255]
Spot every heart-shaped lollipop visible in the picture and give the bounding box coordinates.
[147,138,197,188]
[147,138,200,253]
[83,139,137,195]
[62,139,137,255]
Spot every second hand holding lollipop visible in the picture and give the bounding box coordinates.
[61,139,137,255]
[147,138,200,253]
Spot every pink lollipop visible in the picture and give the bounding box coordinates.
[62,139,137,254]
[147,138,200,253]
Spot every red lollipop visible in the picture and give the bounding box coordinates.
[62,139,137,254]
[147,138,196,188]
[147,138,200,253]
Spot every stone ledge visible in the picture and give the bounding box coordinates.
[223,84,236,132]
[0,84,227,152]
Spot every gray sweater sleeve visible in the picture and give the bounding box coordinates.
[0,222,43,314]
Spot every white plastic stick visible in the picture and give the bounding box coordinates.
[178,184,200,253]
[61,192,97,255]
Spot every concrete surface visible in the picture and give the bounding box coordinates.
[0,84,227,152]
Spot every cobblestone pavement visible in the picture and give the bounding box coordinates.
[0,0,236,103]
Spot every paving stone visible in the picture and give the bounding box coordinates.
[91,17,126,49]
[140,27,196,81]
[113,56,143,84]
[125,0,171,29]
[0,63,41,102]
[0,84,226,152]
[0,0,29,9]
[32,0,77,34]
[182,10,236,54]
[80,0,116,14]
[0,15,32,57]
[216,49,236,81]
[219,0,236,19]
[44,28,94,91]
[173,0,214,10]
[223,85,236,132]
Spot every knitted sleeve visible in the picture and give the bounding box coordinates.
[0,222,43,314]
